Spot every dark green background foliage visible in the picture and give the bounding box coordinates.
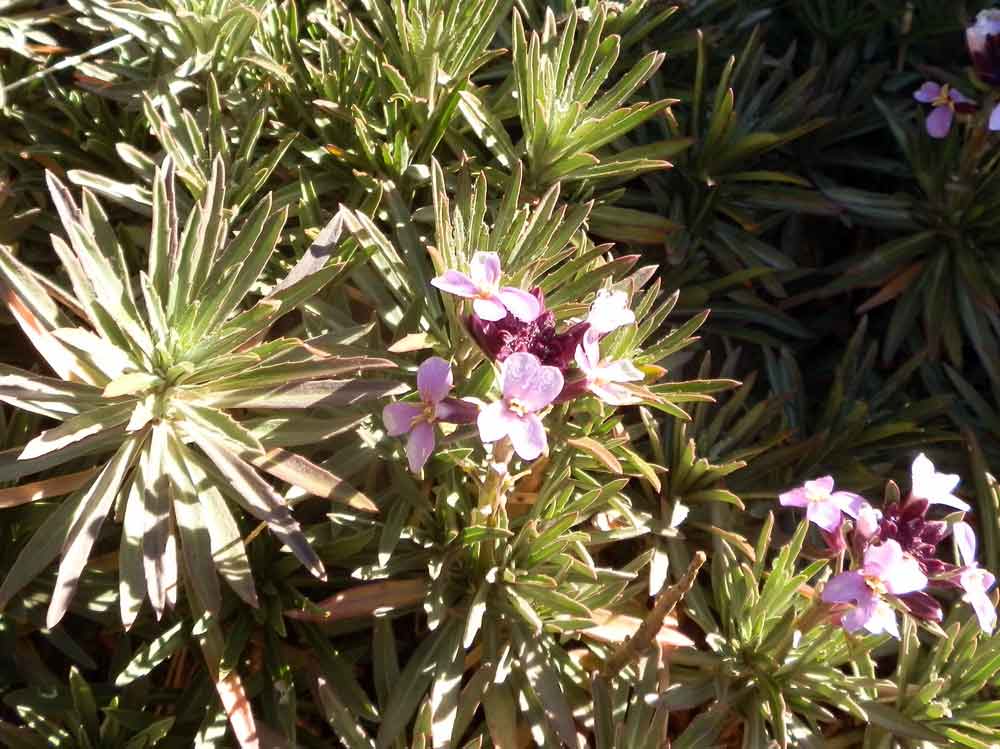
[0,0,999,747]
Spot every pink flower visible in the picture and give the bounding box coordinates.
[913,81,977,138]
[953,521,997,633]
[477,352,563,461]
[431,252,540,322]
[779,476,866,533]
[910,453,970,510]
[586,289,635,338]
[822,539,928,638]
[382,357,453,473]
[574,335,644,406]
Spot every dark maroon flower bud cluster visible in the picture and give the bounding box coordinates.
[873,499,952,577]
[466,288,589,371]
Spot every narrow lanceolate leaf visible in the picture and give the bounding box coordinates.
[0,488,89,611]
[47,436,143,627]
[0,467,98,508]
[189,430,325,581]
[174,401,264,456]
[167,434,222,617]
[0,245,104,385]
[115,620,188,686]
[119,476,147,630]
[286,579,428,622]
[215,672,260,749]
[142,424,178,618]
[430,624,466,749]
[18,402,133,461]
[184,454,258,608]
[203,356,396,392]
[0,364,104,419]
[249,448,379,513]
[202,379,408,409]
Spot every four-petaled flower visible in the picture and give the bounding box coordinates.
[432,252,541,322]
[822,540,928,638]
[953,521,997,634]
[913,81,976,138]
[779,476,866,533]
[477,352,563,461]
[574,335,644,406]
[911,453,970,510]
[586,289,636,339]
[382,357,454,473]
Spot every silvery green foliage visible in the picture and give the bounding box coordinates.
[0,1,998,748]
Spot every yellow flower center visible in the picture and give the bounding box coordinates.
[805,486,830,504]
[508,398,529,417]
[932,84,954,110]
[410,402,437,428]
[864,575,887,597]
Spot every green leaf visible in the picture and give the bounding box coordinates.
[115,620,188,687]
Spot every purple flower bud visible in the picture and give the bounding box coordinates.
[968,10,1000,86]
[898,591,943,623]
[467,288,590,371]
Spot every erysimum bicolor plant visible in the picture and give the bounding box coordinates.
[781,453,998,638]
[0,158,389,628]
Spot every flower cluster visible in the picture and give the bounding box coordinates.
[913,11,1000,138]
[780,454,997,638]
[382,253,645,471]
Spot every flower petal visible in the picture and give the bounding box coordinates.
[863,539,904,579]
[856,504,881,539]
[954,521,978,567]
[470,252,501,288]
[969,585,998,634]
[806,476,836,495]
[477,401,514,444]
[498,287,542,322]
[831,491,866,518]
[925,106,954,139]
[598,359,645,384]
[884,558,928,596]
[779,487,809,509]
[913,81,941,103]
[473,295,509,321]
[575,339,598,374]
[841,593,879,634]
[501,352,564,411]
[806,500,843,533]
[507,412,547,461]
[822,571,867,604]
[589,381,641,406]
[382,402,420,436]
[587,290,635,335]
[911,453,968,509]
[406,422,435,473]
[864,599,900,638]
[990,103,1000,131]
[431,270,480,298]
[949,87,975,105]
[417,356,452,404]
